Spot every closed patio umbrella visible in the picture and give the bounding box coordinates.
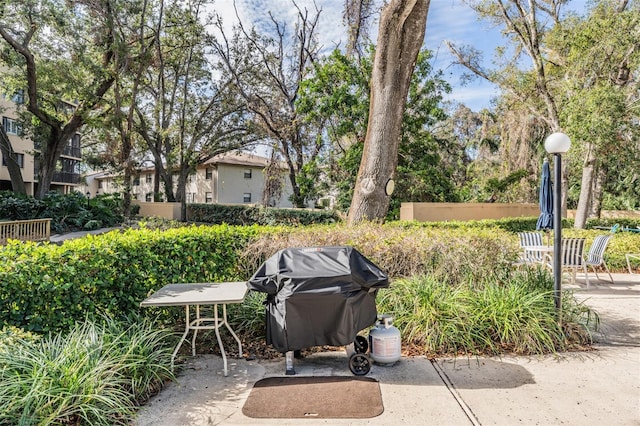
[536,158,553,244]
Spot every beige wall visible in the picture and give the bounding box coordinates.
[0,96,35,195]
[566,210,640,220]
[400,203,640,222]
[400,202,540,222]
[132,201,181,219]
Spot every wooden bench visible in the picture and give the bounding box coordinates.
[0,218,51,244]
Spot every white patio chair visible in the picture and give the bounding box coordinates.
[517,232,545,264]
[560,238,589,288]
[584,234,614,283]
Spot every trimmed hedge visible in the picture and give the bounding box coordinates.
[1,219,638,335]
[188,203,340,226]
[0,224,259,333]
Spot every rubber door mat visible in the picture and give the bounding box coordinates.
[242,375,384,418]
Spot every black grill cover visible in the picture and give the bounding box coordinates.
[248,246,389,352]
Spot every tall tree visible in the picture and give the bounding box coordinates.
[0,125,26,194]
[0,0,123,199]
[347,0,430,224]
[211,2,322,208]
[299,48,458,217]
[109,0,154,217]
[549,1,639,226]
[447,0,568,212]
[133,0,254,211]
[343,0,376,58]
[448,0,640,225]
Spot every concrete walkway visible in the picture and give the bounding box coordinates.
[49,227,121,243]
[134,273,640,426]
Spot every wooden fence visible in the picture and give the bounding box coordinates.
[0,218,51,244]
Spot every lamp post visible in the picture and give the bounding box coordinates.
[544,132,571,317]
[86,191,91,209]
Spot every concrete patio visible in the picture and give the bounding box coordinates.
[135,273,640,425]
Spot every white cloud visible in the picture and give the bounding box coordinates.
[446,84,499,111]
[211,0,347,51]
[207,0,591,111]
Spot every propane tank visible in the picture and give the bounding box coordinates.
[369,314,401,364]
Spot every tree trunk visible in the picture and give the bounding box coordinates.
[347,0,429,224]
[0,127,26,194]
[35,127,73,199]
[574,141,597,229]
[590,165,605,218]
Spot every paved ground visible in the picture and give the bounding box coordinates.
[134,273,640,426]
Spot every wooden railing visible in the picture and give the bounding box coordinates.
[0,218,51,244]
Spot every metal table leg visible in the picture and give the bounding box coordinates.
[171,305,191,371]
[171,303,244,376]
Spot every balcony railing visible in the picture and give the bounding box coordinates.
[62,146,81,158]
[52,171,81,184]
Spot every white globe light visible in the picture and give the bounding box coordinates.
[544,132,571,154]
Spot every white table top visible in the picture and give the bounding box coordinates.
[140,281,248,307]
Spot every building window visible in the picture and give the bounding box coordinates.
[133,174,140,186]
[2,117,21,135]
[1,153,24,168]
[145,192,152,202]
[243,193,251,203]
[98,180,103,189]
[244,169,252,179]
[146,173,152,183]
[205,168,212,179]
[12,90,24,104]
[205,192,213,203]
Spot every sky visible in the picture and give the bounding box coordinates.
[210,0,588,111]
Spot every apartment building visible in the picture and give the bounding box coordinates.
[84,152,295,208]
[0,92,82,195]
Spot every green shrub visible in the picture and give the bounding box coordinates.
[0,224,258,332]
[585,217,640,230]
[189,203,340,226]
[0,191,47,219]
[394,217,575,233]
[0,191,126,233]
[376,272,595,356]
[376,275,476,355]
[0,326,40,353]
[227,291,267,337]
[0,219,628,357]
[0,317,174,425]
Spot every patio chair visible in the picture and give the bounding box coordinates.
[517,232,545,264]
[584,234,614,283]
[559,238,589,288]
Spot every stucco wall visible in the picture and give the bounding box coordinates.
[400,202,540,222]
[0,97,35,194]
[132,201,181,219]
[400,203,640,222]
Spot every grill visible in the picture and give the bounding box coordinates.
[248,246,389,375]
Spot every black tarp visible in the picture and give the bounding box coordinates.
[248,246,389,353]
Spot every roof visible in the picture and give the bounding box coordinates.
[88,152,276,181]
[203,152,271,168]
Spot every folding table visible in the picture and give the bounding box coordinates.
[140,281,248,376]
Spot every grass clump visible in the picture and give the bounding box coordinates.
[376,269,597,357]
[0,317,174,425]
